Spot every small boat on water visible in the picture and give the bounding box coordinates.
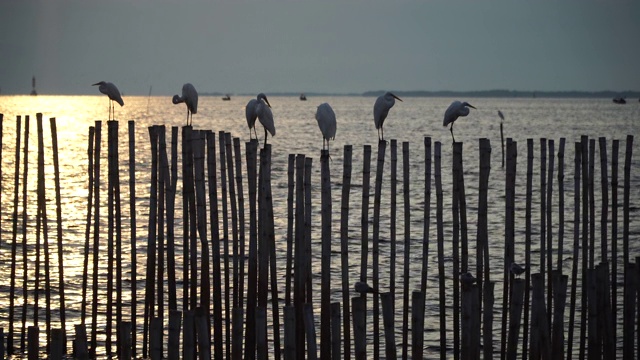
[299,93,307,101]
[613,97,626,104]
[222,94,231,101]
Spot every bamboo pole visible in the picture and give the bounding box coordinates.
[579,136,588,360]
[538,139,547,333]
[551,271,568,360]
[218,131,231,358]
[340,145,353,360]
[567,141,581,360]
[546,139,554,324]
[360,145,372,285]
[599,138,608,264]
[168,310,181,360]
[321,149,332,359]
[119,322,131,360]
[8,115,22,354]
[293,154,305,360]
[233,137,247,307]
[611,139,619,333]
[90,120,100,357]
[207,131,223,360]
[304,158,313,302]
[331,302,341,360]
[588,139,596,271]
[106,121,116,355]
[265,145,282,360]
[557,138,565,272]
[477,139,491,310]
[390,140,397,313]
[435,141,447,359]
[381,292,397,360]
[143,126,159,358]
[167,126,178,312]
[285,153,295,306]
[523,139,534,360]
[128,121,137,357]
[483,282,495,360]
[193,131,210,348]
[530,273,552,360]
[597,264,615,359]
[411,291,425,360]
[401,141,411,360]
[114,121,124,356]
[225,133,239,311]
[372,140,387,358]
[586,269,598,360]
[256,307,267,360]
[421,137,432,299]
[303,303,319,360]
[352,297,366,360]
[623,135,633,309]
[244,139,259,360]
[181,126,192,312]
[161,125,175,315]
[507,279,525,360]
[452,142,462,360]
[502,139,517,360]
[284,306,296,360]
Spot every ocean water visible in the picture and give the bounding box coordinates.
[0,94,639,357]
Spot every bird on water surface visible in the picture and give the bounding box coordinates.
[246,93,275,145]
[443,100,476,143]
[93,81,124,121]
[172,83,198,126]
[315,102,337,153]
[373,91,402,142]
[354,281,378,295]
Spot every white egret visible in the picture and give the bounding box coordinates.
[510,262,527,278]
[373,91,402,142]
[315,103,337,152]
[354,281,378,295]
[246,93,269,140]
[172,83,198,126]
[93,81,124,121]
[443,100,476,143]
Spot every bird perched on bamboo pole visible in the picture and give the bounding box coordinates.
[443,100,476,143]
[373,91,402,142]
[172,83,198,126]
[354,281,378,295]
[315,102,337,153]
[246,93,275,145]
[93,81,124,121]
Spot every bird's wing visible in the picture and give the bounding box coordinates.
[183,83,198,114]
[246,99,258,128]
[443,101,461,126]
[316,103,337,140]
[107,82,124,106]
[373,96,390,129]
[257,103,276,136]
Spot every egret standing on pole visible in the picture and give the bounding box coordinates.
[245,93,271,140]
[315,103,337,153]
[373,91,402,142]
[93,81,124,121]
[172,83,198,126]
[443,100,476,143]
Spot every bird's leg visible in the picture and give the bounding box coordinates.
[253,127,259,141]
[450,123,456,143]
[264,128,268,146]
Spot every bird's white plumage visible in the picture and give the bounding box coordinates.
[245,98,259,130]
[316,102,336,141]
[373,91,402,141]
[93,81,124,120]
[256,101,275,137]
[246,93,273,142]
[173,83,198,126]
[443,100,475,127]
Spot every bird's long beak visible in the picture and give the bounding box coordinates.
[92,82,100,86]
[392,93,403,102]
[264,97,271,108]
[468,104,476,109]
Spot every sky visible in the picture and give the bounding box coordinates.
[1,0,639,95]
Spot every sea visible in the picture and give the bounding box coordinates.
[0,94,639,358]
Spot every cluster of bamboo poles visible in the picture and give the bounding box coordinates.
[0,113,638,359]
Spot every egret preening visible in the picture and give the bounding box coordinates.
[93,81,124,121]
[172,83,198,126]
[373,91,402,142]
[315,103,337,153]
[354,281,378,295]
[443,100,476,143]
[246,93,269,140]
[510,262,527,278]
[246,93,275,144]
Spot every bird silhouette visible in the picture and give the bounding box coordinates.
[510,262,527,278]
[373,91,402,142]
[443,100,476,143]
[354,281,378,295]
[498,110,505,121]
[246,93,275,145]
[460,272,477,287]
[172,83,198,126]
[93,81,124,121]
[315,103,337,153]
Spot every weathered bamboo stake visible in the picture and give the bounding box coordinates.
[596,264,614,359]
[183,310,195,360]
[265,145,282,360]
[167,126,178,312]
[435,141,447,359]
[360,145,372,286]
[218,131,231,358]
[257,146,269,354]
[89,120,100,357]
[530,273,552,360]
[143,126,159,358]
[304,158,313,303]
[285,154,295,306]
[284,306,296,360]
[119,322,132,360]
[599,138,608,264]
[225,133,239,311]
[331,302,341,360]
[0,328,4,359]
[372,140,387,358]
[37,114,52,350]
[557,138,565,272]
[401,141,411,360]
[149,311,162,358]
[588,139,596,271]
[502,138,516,360]
[49,118,67,352]
[458,144,469,277]
[128,121,137,357]
[551,271,568,360]
[8,115,22,354]
[579,135,588,360]
[0,113,2,247]
[483,282,495,360]
[187,130,198,314]
[610,139,619,333]
[256,307,267,360]
[506,279,525,360]
[233,138,247,307]
[586,269,598,360]
[157,126,170,321]
[521,139,533,360]
[196,307,211,360]
[293,154,306,359]
[27,326,38,360]
[623,262,636,359]
[181,126,191,311]
[421,137,432,300]
[567,142,581,360]
[390,140,398,313]
[74,324,89,360]
[207,132,223,360]
[452,142,462,360]
[538,138,547,333]
[546,139,554,324]
[244,139,259,360]
[501,121,505,168]
[411,291,425,360]
[303,303,319,360]
[106,121,117,355]
[168,310,181,360]
[477,139,490,310]
[321,149,332,359]
[114,121,125,354]
[623,135,633,306]
[381,292,397,360]
[193,131,210,347]
[462,284,480,360]
[352,297,366,360]
[340,145,353,360]
[233,307,244,360]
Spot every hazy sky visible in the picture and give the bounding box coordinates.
[1,0,639,95]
